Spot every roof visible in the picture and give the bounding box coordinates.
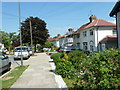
[76,19,116,32]
[47,35,67,42]
[100,35,117,43]
[110,1,120,16]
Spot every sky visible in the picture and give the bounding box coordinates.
[1,2,117,37]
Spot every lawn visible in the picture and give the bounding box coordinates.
[0,65,29,89]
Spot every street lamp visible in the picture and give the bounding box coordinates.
[18,0,23,66]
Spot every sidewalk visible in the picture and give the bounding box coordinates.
[10,53,58,88]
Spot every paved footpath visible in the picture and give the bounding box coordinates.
[10,53,58,88]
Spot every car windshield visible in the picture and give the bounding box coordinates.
[14,47,28,52]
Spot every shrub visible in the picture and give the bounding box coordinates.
[68,50,88,70]
[56,61,76,79]
[50,53,63,63]
[50,46,54,52]
[75,49,120,89]
[61,52,69,62]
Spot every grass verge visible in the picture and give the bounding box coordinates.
[31,55,37,56]
[0,65,29,89]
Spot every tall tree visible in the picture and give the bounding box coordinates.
[21,17,49,52]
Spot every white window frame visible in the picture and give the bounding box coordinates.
[90,29,93,36]
[83,31,87,37]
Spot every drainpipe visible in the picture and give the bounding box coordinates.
[115,14,119,49]
[97,26,99,52]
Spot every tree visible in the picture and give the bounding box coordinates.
[44,42,53,48]
[21,17,49,52]
[0,30,19,50]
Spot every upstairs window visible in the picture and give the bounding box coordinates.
[83,31,87,37]
[77,33,80,38]
[90,29,93,35]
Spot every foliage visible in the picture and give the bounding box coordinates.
[50,52,76,79]
[0,30,19,50]
[21,16,49,52]
[56,61,76,79]
[72,49,120,89]
[68,50,88,70]
[50,46,54,52]
[44,42,53,48]
[50,53,63,63]
[61,52,69,62]
[36,44,42,51]
[51,49,120,89]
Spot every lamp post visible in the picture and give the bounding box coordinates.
[29,20,33,47]
[29,20,34,54]
[18,0,23,66]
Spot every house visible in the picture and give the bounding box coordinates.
[73,15,116,51]
[99,35,117,51]
[47,34,61,47]
[110,0,120,49]
[48,29,74,48]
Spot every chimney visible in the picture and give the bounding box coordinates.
[68,28,73,32]
[89,15,97,22]
[57,34,61,37]
[68,28,74,35]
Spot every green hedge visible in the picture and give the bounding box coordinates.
[51,49,120,89]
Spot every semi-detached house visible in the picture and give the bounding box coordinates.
[73,15,116,51]
[48,29,74,48]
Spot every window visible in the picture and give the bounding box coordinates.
[83,31,87,37]
[113,28,117,35]
[77,43,80,47]
[77,33,80,38]
[83,42,88,50]
[90,29,93,35]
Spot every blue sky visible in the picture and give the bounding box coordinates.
[2,2,116,37]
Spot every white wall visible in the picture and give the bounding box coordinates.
[95,27,115,51]
[80,27,95,51]
[51,40,59,47]
[117,12,120,49]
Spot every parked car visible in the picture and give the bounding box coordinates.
[0,48,8,54]
[14,46,30,60]
[0,52,11,73]
[27,47,34,56]
[58,46,82,53]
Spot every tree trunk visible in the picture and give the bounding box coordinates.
[34,42,36,52]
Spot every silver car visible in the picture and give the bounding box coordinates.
[0,52,11,73]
